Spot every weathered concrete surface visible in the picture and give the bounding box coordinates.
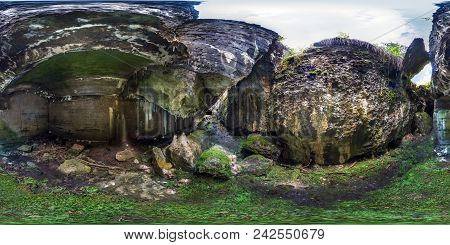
[0,93,48,143]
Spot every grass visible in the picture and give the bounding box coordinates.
[0,137,448,224]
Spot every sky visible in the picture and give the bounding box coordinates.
[4,0,442,84]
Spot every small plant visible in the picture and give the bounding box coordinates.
[380,42,407,58]
[337,32,350,39]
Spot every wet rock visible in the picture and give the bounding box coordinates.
[237,155,273,176]
[68,144,85,155]
[17,145,33,153]
[430,3,450,159]
[97,172,176,201]
[58,158,92,175]
[195,145,234,179]
[166,133,202,171]
[115,149,136,162]
[241,134,280,160]
[414,112,433,135]
[150,147,174,178]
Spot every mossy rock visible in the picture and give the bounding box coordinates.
[241,134,280,160]
[237,154,273,176]
[196,145,232,179]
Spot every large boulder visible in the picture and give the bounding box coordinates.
[236,154,273,176]
[270,39,415,165]
[166,133,202,171]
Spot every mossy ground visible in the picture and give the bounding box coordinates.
[0,137,448,224]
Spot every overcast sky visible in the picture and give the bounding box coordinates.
[5,0,442,84]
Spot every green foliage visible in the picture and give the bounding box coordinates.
[337,32,350,38]
[380,42,407,58]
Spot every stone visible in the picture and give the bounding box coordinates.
[241,134,280,160]
[97,172,176,201]
[195,145,234,179]
[25,161,38,169]
[150,147,174,178]
[402,38,430,78]
[58,158,92,175]
[166,133,202,171]
[237,155,273,176]
[414,112,433,135]
[68,143,85,155]
[115,149,136,162]
[17,145,33,153]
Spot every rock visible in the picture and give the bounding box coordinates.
[176,178,191,186]
[17,145,33,153]
[25,161,38,169]
[402,38,430,78]
[430,3,450,159]
[195,145,234,179]
[133,159,140,164]
[58,159,92,175]
[42,153,52,161]
[68,143,85,155]
[414,112,433,135]
[150,147,174,178]
[97,172,176,201]
[237,155,273,176]
[241,134,280,160]
[166,133,202,171]
[115,149,136,162]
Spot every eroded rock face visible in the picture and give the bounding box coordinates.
[272,39,416,165]
[430,3,450,160]
[0,2,280,143]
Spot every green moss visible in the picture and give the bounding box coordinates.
[196,146,232,179]
[242,134,280,159]
[16,50,151,85]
